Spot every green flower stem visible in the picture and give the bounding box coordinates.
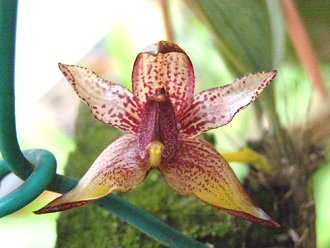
[0,2,207,247]
[262,0,295,163]
[50,174,207,248]
[258,91,294,162]
[96,195,206,247]
[48,174,207,247]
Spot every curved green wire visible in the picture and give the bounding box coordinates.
[0,149,56,217]
[0,1,34,179]
[0,161,11,180]
[0,1,206,247]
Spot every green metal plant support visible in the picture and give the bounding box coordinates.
[0,2,206,247]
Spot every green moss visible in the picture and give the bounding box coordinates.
[55,104,244,247]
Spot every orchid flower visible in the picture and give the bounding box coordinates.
[36,41,278,227]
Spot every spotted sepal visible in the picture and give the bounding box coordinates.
[132,41,195,116]
[35,135,150,213]
[178,71,277,138]
[160,138,280,227]
[59,63,141,134]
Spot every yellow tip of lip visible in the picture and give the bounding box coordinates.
[148,141,164,168]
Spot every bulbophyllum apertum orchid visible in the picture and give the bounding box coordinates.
[36,41,279,227]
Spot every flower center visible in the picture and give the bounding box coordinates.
[138,88,178,167]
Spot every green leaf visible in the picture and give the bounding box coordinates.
[266,0,286,69]
[187,0,275,73]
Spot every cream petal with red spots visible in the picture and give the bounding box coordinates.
[178,71,277,138]
[59,63,141,134]
[35,135,150,213]
[132,41,195,116]
[160,138,279,227]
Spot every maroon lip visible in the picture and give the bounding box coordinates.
[138,88,178,162]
